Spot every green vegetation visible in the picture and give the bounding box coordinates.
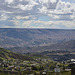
[0,48,72,75]
[0,48,33,61]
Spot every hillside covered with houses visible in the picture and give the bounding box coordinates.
[0,48,75,75]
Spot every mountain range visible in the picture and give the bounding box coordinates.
[8,40,75,53]
[0,28,75,53]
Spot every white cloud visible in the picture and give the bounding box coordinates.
[50,0,57,3]
[39,0,49,4]
[0,14,9,21]
[19,19,75,29]
[17,4,26,10]
[15,16,30,19]
[38,6,48,14]
[17,0,38,11]
[56,1,73,14]
[22,21,32,27]
[17,4,34,11]
[39,0,57,4]
[5,0,14,4]
[0,0,75,29]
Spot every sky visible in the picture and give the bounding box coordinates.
[0,0,75,29]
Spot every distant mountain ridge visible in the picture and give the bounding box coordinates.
[36,40,75,51]
[9,40,75,53]
[48,40,75,49]
[0,28,75,49]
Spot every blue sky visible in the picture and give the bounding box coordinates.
[0,0,75,29]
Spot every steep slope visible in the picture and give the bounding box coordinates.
[0,48,33,61]
[37,40,75,51]
[48,40,75,49]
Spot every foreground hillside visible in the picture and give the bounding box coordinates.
[0,48,72,75]
[0,28,75,48]
[0,48,33,61]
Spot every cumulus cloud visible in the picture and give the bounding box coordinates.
[5,0,14,4]
[0,0,75,29]
[17,4,34,10]
[50,0,57,3]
